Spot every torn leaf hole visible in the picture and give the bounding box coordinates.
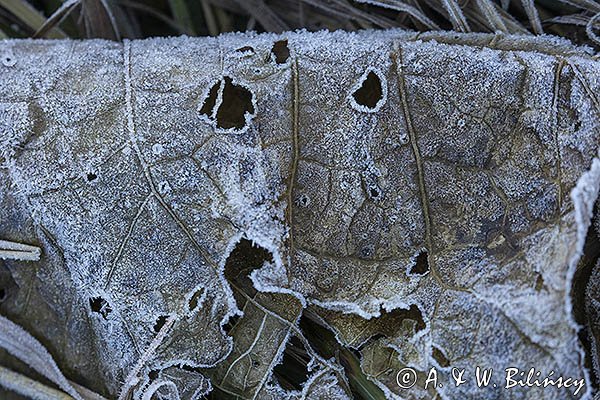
[224,238,273,296]
[154,315,169,333]
[216,77,254,130]
[223,314,240,335]
[235,46,254,54]
[86,172,97,182]
[535,274,544,291]
[352,70,383,110]
[368,184,382,200]
[200,81,220,118]
[410,250,430,275]
[273,335,310,391]
[271,39,289,64]
[432,346,450,368]
[89,297,112,320]
[188,287,205,312]
[148,369,160,383]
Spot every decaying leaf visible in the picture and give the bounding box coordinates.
[1,29,600,399]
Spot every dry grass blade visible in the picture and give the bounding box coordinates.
[354,0,441,29]
[439,0,471,32]
[521,0,543,34]
[233,0,289,32]
[168,0,195,35]
[120,1,183,33]
[546,12,591,26]
[0,315,83,400]
[557,0,600,13]
[0,0,67,38]
[0,365,74,400]
[473,0,508,32]
[328,0,397,28]
[33,0,80,39]
[81,0,120,39]
[587,12,600,44]
[200,0,219,36]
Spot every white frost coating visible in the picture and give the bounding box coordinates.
[566,157,600,400]
[1,30,600,399]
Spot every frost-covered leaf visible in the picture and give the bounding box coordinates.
[1,29,600,399]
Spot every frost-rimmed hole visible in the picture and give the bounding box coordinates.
[199,77,256,133]
[235,46,254,55]
[271,39,290,64]
[273,335,311,391]
[89,296,112,320]
[217,77,254,130]
[2,54,16,67]
[86,172,97,182]
[199,81,220,117]
[186,286,206,313]
[409,250,430,276]
[222,314,240,335]
[349,68,387,112]
[224,238,273,295]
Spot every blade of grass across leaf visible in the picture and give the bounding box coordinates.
[33,0,79,39]
[0,0,67,38]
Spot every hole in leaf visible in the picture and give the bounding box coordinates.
[360,245,374,259]
[273,335,310,391]
[224,238,273,296]
[188,287,205,312]
[410,250,430,275]
[235,46,254,54]
[535,274,544,291]
[368,184,381,200]
[200,81,220,117]
[86,172,97,182]
[352,71,383,110]
[298,309,387,399]
[89,297,112,320]
[271,39,289,64]
[154,315,168,333]
[223,314,241,335]
[216,77,254,130]
[148,369,160,383]
[296,193,310,207]
[432,346,450,368]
